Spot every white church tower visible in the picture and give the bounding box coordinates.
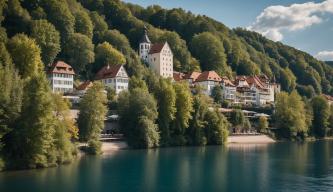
[139,26,151,64]
[139,26,174,78]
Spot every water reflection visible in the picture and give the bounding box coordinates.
[1,141,333,192]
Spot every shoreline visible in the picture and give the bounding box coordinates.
[95,134,276,155]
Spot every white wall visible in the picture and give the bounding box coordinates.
[49,73,74,93]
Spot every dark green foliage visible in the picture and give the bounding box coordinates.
[211,85,223,104]
[30,19,61,65]
[154,78,176,146]
[205,110,229,145]
[78,82,107,154]
[274,91,309,139]
[7,34,43,79]
[4,74,56,169]
[63,33,95,74]
[118,87,160,148]
[74,10,93,39]
[190,32,232,76]
[230,109,245,128]
[311,96,330,138]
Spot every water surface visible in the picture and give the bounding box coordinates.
[1,141,333,192]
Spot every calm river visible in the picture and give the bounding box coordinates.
[1,141,333,192]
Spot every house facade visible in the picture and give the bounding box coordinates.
[139,27,173,78]
[195,71,222,95]
[47,61,75,93]
[95,65,129,94]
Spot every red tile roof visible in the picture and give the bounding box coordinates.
[95,65,123,80]
[183,71,201,81]
[76,81,93,91]
[195,71,222,82]
[149,43,165,54]
[173,71,185,81]
[48,61,75,75]
[221,76,235,87]
[246,76,266,89]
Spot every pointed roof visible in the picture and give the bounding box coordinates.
[195,71,222,82]
[221,76,235,87]
[183,71,201,82]
[149,43,166,54]
[139,26,151,44]
[76,81,93,91]
[95,64,125,80]
[48,61,75,75]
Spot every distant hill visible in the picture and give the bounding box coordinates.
[1,0,332,96]
[326,61,333,67]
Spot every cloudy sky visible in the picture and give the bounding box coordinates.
[124,0,333,61]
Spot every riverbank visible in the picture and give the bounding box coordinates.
[96,135,276,155]
[227,135,275,144]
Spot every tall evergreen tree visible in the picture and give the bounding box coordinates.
[311,96,330,138]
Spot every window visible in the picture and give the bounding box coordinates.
[141,45,144,49]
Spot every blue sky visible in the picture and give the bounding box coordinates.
[124,0,333,61]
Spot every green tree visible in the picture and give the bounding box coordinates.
[63,33,95,74]
[0,64,23,170]
[7,34,43,79]
[211,85,223,104]
[170,81,193,145]
[118,87,160,148]
[30,19,61,65]
[311,96,330,138]
[89,11,108,42]
[42,0,75,41]
[154,78,176,146]
[258,116,269,132]
[4,74,56,169]
[188,94,210,146]
[205,109,229,145]
[93,42,125,73]
[190,32,232,76]
[78,82,107,154]
[274,91,308,139]
[230,109,245,131]
[51,94,78,163]
[74,10,93,39]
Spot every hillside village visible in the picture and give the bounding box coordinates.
[45,27,290,135]
[2,0,333,171]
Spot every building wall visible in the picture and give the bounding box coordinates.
[196,81,219,96]
[139,43,151,63]
[148,44,173,78]
[49,73,74,93]
[223,86,236,102]
[101,77,128,94]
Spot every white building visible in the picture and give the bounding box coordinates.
[47,61,75,93]
[139,27,173,78]
[95,65,129,94]
[221,76,236,102]
[194,71,222,95]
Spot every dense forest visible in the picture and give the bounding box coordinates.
[1,0,333,171]
[0,0,332,96]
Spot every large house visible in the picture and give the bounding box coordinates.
[139,27,173,78]
[174,70,280,106]
[95,65,129,94]
[194,71,222,95]
[47,61,75,93]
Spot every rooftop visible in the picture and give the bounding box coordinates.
[195,71,222,82]
[95,65,124,80]
[48,61,75,75]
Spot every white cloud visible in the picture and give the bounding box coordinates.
[315,51,333,61]
[248,0,333,41]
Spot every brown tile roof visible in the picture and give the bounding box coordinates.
[149,43,165,54]
[173,71,185,81]
[76,81,93,91]
[48,61,75,75]
[183,71,201,81]
[221,76,235,87]
[95,65,123,80]
[195,71,222,82]
[246,76,266,89]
